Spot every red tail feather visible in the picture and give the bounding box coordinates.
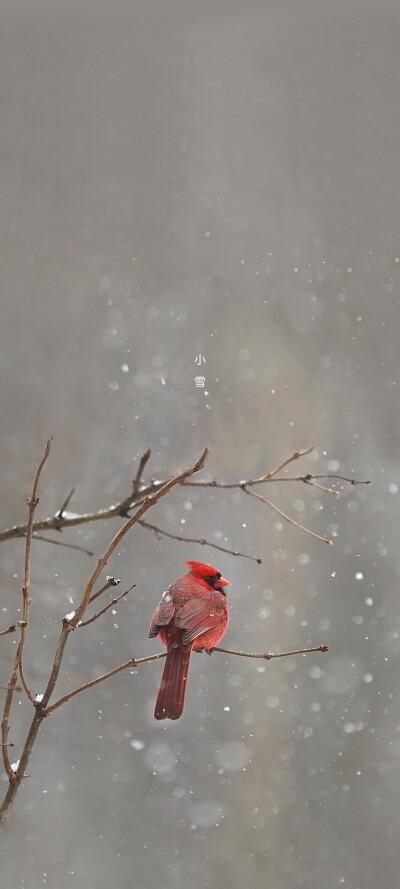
[154,646,191,720]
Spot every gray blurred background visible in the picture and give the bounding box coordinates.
[0,0,399,886]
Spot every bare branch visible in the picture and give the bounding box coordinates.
[0,479,167,542]
[32,534,94,556]
[138,519,261,563]
[19,438,53,703]
[1,439,52,781]
[42,642,329,717]
[243,486,333,545]
[302,478,340,495]
[88,576,121,605]
[42,650,169,716]
[182,443,370,491]
[0,446,369,546]
[79,585,135,628]
[212,643,329,660]
[183,473,370,490]
[0,623,70,826]
[55,487,76,520]
[304,473,371,485]
[260,446,315,479]
[23,438,53,594]
[67,448,209,630]
[133,448,152,494]
[0,626,16,638]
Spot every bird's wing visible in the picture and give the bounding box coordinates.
[148,592,175,637]
[175,599,222,646]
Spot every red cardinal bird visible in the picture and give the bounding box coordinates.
[149,561,230,720]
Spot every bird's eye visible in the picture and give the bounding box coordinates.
[204,573,222,588]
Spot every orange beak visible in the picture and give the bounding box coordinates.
[214,576,230,590]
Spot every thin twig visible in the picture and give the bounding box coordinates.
[183,474,370,489]
[303,479,340,495]
[245,473,370,487]
[182,443,370,489]
[303,474,371,485]
[243,486,333,545]
[32,535,94,556]
[42,651,169,716]
[1,438,53,780]
[260,446,315,480]
[79,585,135,628]
[133,448,152,494]
[212,643,329,660]
[19,439,53,703]
[55,487,76,520]
[88,576,121,605]
[0,623,71,828]
[0,626,16,637]
[138,519,261,563]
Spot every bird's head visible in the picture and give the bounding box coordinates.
[184,560,230,592]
